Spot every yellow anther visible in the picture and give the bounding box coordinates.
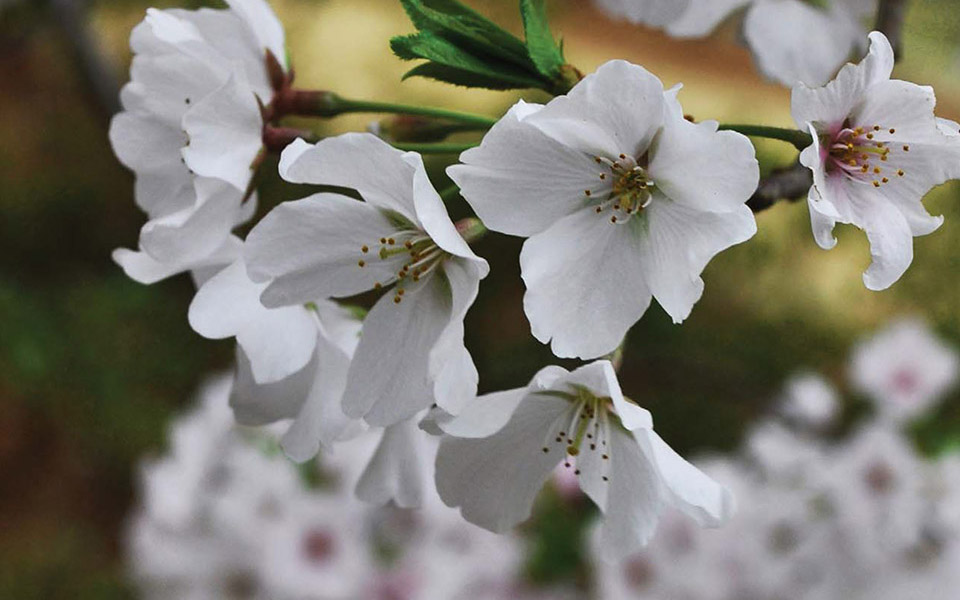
[873,181,881,187]
[361,245,369,253]
[897,169,905,177]
[882,177,889,183]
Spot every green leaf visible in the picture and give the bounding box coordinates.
[401,63,536,90]
[399,0,532,70]
[391,32,544,89]
[519,0,564,77]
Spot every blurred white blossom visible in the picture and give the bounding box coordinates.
[849,317,959,423]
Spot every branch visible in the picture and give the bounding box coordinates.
[875,0,909,59]
[49,0,121,120]
[748,161,811,213]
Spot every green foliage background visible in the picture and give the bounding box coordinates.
[1,0,959,597]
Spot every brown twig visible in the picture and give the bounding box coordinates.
[49,0,121,120]
[875,0,909,59]
[748,161,811,213]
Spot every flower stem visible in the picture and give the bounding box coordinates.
[391,142,479,154]
[718,124,812,150]
[275,90,498,129]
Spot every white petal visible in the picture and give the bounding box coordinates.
[439,365,570,438]
[278,134,418,224]
[638,429,735,527]
[448,101,601,237]
[429,259,483,415]
[435,394,573,532]
[139,178,244,264]
[224,0,287,71]
[125,51,224,124]
[597,423,664,561]
[408,153,488,273]
[807,187,840,251]
[593,0,690,28]
[851,191,915,290]
[244,193,400,306]
[640,199,757,324]
[666,0,751,38]
[356,419,429,508]
[521,206,652,360]
[188,259,317,383]
[648,92,759,213]
[342,273,453,426]
[791,31,895,128]
[229,344,314,426]
[113,234,241,285]
[182,74,263,192]
[281,332,360,462]
[523,60,665,159]
[174,7,272,100]
[439,387,528,438]
[746,0,864,87]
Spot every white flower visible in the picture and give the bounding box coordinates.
[434,361,734,561]
[110,0,287,271]
[849,317,959,422]
[255,495,371,600]
[245,133,489,427]
[739,0,876,87]
[779,371,840,429]
[793,32,960,290]
[598,0,876,87]
[448,60,758,359]
[592,0,692,28]
[820,423,931,558]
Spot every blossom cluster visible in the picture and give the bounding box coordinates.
[127,374,562,600]
[595,317,960,600]
[109,0,960,574]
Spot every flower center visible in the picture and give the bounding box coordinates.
[826,123,908,188]
[356,230,448,304]
[587,154,655,225]
[539,385,613,483]
[302,529,337,564]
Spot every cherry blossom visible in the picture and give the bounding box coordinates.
[793,32,960,290]
[110,0,287,275]
[849,317,959,422]
[435,361,734,561]
[449,60,758,359]
[245,133,489,426]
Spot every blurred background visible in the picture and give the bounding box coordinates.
[1,0,959,597]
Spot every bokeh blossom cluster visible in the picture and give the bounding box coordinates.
[596,318,960,600]
[109,0,960,587]
[127,319,960,598]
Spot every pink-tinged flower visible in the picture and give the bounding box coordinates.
[111,0,287,275]
[435,361,734,561]
[793,32,960,290]
[245,133,489,427]
[849,317,959,422]
[449,60,758,360]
